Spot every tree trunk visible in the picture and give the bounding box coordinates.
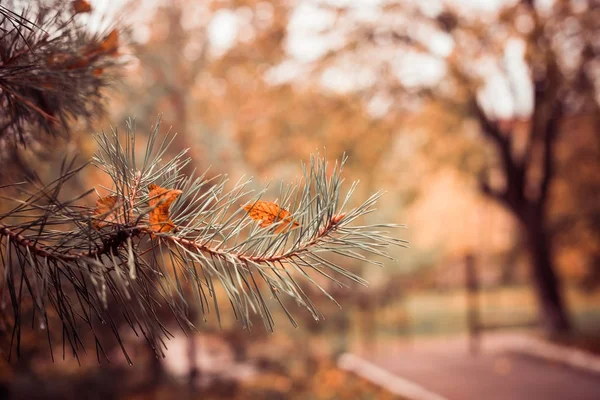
[525,217,571,337]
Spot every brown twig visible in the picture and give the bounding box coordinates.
[0,212,347,267]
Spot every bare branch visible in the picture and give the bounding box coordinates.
[472,100,527,213]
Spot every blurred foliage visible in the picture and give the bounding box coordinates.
[121,0,600,335]
[116,0,600,291]
[2,0,600,397]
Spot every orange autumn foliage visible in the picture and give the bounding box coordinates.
[92,195,128,229]
[84,29,119,59]
[72,0,92,14]
[65,57,90,70]
[91,185,182,234]
[148,184,182,233]
[47,30,119,73]
[243,201,299,233]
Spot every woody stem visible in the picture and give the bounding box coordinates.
[0,214,344,267]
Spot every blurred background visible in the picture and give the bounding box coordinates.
[1,0,600,399]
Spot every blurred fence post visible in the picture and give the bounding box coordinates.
[465,253,480,355]
[188,334,199,390]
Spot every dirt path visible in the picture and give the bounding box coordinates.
[346,335,600,400]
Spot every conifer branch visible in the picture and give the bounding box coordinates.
[0,0,121,145]
[0,118,406,361]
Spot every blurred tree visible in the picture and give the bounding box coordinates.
[307,0,600,336]
[123,3,210,173]
[195,0,600,337]
[551,114,600,291]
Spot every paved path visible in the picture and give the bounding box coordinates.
[345,335,600,400]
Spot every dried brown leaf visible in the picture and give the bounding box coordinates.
[148,184,182,233]
[92,195,125,230]
[72,0,92,14]
[84,29,119,59]
[243,201,299,233]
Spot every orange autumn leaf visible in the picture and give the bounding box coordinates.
[98,29,119,55]
[242,201,299,233]
[48,30,118,74]
[93,195,125,229]
[148,184,182,234]
[72,0,92,14]
[84,29,119,59]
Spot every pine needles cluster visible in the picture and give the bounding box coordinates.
[0,0,119,159]
[0,119,405,362]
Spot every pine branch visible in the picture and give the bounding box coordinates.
[0,0,121,146]
[0,118,406,362]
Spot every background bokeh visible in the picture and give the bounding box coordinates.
[1,0,600,399]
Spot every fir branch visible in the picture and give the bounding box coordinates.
[0,118,406,361]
